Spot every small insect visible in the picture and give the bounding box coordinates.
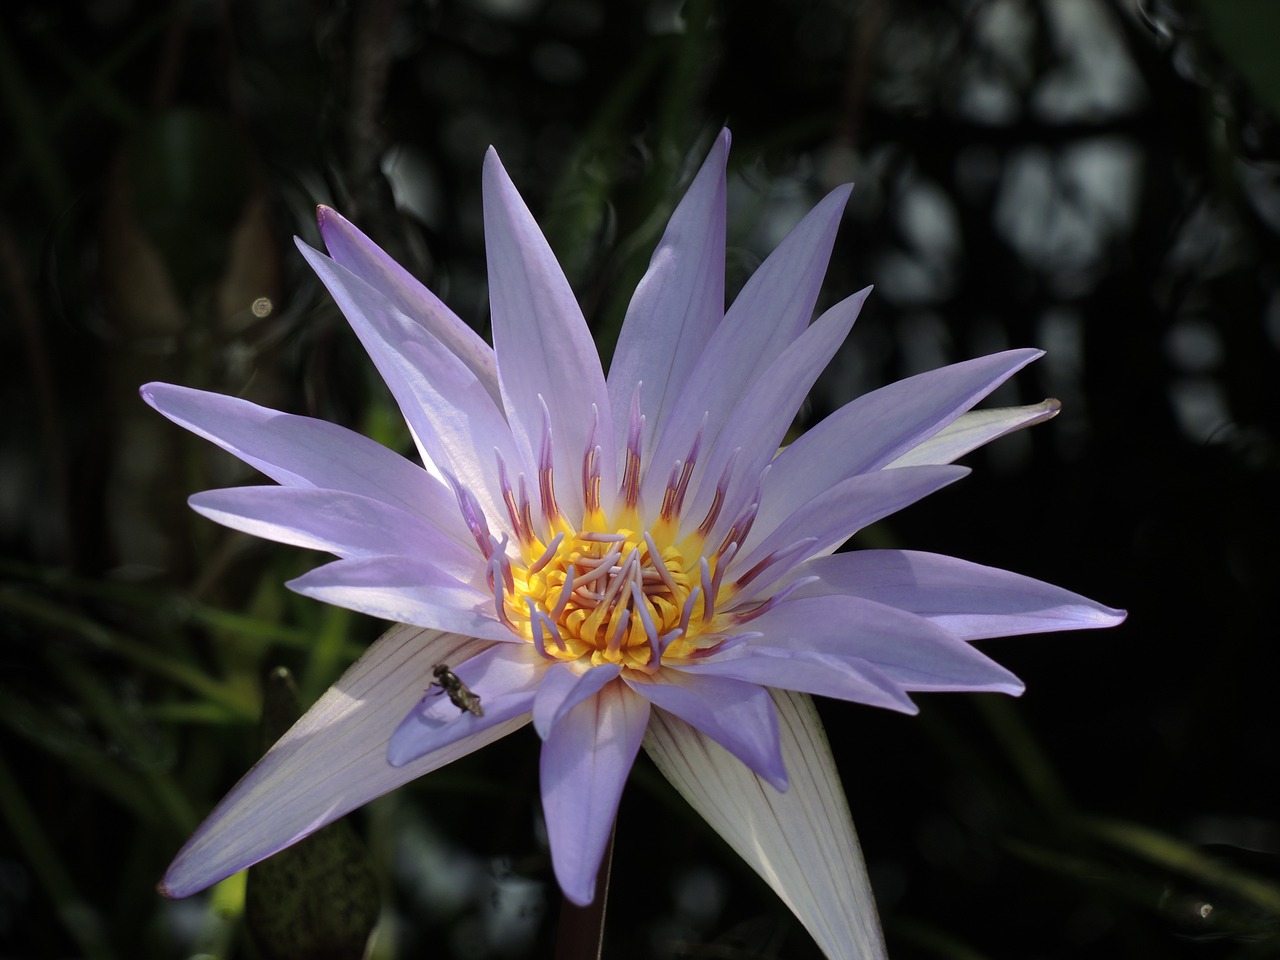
[428,664,484,717]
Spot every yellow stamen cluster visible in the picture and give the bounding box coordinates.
[504,527,725,670]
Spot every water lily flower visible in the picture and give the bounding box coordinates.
[144,130,1124,959]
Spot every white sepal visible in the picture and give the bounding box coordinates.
[644,689,887,960]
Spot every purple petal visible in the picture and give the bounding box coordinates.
[721,183,854,352]
[688,286,871,542]
[791,549,1127,639]
[758,350,1042,536]
[316,206,500,405]
[643,184,853,510]
[532,661,622,739]
[287,557,513,642]
[190,486,481,582]
[746,594,1024,694]
[138,384,466,542]
[298,242,525,525]
[626,670,787,790]
[735,465,970,590]
[160,625,521,898]
[387,643,547,765]
[644,690,887,960]
[888,399,1062,467]
[676,646,917,714]
[540,682,649,905]
[482,148,614,522]
[609,130,729,470]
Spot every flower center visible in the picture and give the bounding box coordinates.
[448,390,796,673]
[501,527,728,670]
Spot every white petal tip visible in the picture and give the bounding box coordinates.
[138,382,164,406]
[557,877,596,907]
[385,749,413,769]
[294,235,325,262]
[386,722,423,768]
[315,205,358,245]
[156,864,206,901]
[1094,605,1128,626]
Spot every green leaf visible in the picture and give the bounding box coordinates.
[1087,816,1280,917]
[0,587,258,718]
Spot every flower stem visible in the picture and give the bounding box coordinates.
[553,822,615,960]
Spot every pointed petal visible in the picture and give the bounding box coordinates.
[388,643,546,765]
[540,682,649,905]
[139,384,468,545]
[160,625,524,898]
[676,646,917,714]
[483,149,613,521]
[644,184,853,508]
[644,690,887,960]
[609,130,729,467]
[758,350,1043,536]
[626,671,786,790]
[190,486,480,581]
[298,242,524,525]
[746,595,1024,694]
[721,183,854,351]
[736,465,969,586]
[316,205,500,405]
[532,661,621,739]
[888,399,1061,467]
[688,287,871,539]
[792,549,1127,639]
[287,557,513,643]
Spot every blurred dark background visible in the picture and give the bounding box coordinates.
[3,0,1279,957]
